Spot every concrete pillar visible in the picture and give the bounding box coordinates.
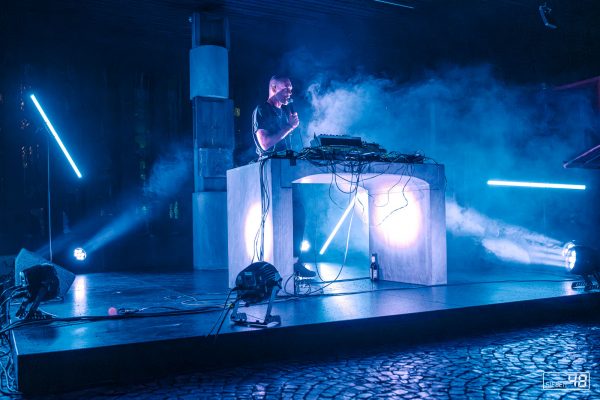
[190,12,233,269]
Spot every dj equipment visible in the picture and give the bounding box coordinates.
[305,134,388,162]
[264,133,426,165]
[310,134,363,148]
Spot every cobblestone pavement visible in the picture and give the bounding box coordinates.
[12,320,600,399]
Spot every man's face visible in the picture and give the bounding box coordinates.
[273,79,293,104]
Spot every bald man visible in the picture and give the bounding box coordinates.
[252,75,300,154]
[251,76,314,278]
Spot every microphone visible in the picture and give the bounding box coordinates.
[286,98,295,115]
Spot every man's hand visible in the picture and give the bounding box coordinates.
[288,112,300,129]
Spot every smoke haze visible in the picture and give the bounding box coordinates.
[82,144,192,253]
[281,50,599,266]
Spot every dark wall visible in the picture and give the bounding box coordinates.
[0,3,192,269]
[1,0,599,271]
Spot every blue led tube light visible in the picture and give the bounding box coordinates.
[373,0,415,9]
[487,180,585,190]
[30,94,82,178]
[319,197,356,255]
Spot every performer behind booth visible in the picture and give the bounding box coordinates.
[252,75,314,278]
[252,75,300,154]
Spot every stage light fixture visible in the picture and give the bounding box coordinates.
[562,243,600,290]
[15,264,60,320]
[373,190,421,247]
[319,197,356,255]
[487,180,585,190]
[73,247,87,261]
[565,248,577,271]
[30,94,82,178]
[300,240,310,253]
[563,245,598,275]
[231,261,282,327]
[562,241,576,258]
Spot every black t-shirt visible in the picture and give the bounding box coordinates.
[252,102,291,155]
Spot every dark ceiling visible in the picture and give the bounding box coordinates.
[3,0,600,84]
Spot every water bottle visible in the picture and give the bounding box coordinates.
[370,253,379,281]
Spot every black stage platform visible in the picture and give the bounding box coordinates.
[9,262,600,394]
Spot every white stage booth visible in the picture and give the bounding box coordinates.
[227,159,446,288]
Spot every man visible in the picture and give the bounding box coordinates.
[252,76,315,278]
[252,75,300,154]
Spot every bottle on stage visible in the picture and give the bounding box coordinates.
[370,253,379,281]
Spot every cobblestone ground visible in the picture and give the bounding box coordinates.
[13,320,600,399]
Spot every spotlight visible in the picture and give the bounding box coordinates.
[538,3,557,29]
[14,264,60,320]
[300,240,310,253]
[230,261,282,327]
[563,244,600,290]
[73,247,87,261]
[562,241,576,257]
[564,245,598,274]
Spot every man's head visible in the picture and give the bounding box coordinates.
[268,75,293,105]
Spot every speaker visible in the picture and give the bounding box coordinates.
[15,249,75,298]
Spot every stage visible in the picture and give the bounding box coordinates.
[8,261,600,394]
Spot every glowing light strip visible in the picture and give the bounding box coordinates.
[319,197,356,255]
[30,94,82,178]
[373,0,415,9]
[487,180,585,190]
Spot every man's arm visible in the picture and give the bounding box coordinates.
[256,112,299,151]
[255,125,292,151]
